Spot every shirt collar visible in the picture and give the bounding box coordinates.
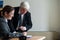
[4,17,8,22]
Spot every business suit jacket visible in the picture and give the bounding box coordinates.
[12,7,32,32]
[0,10,15,32]
[0,17,23,37]
[8,20,15,32]
[0,17,10,37]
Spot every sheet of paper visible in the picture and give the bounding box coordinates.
[27,35,32,38]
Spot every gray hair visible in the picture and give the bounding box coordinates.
[20,1,30,10]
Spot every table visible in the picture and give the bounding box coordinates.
[10,38,19,40]
[9,36,46,40]
[27,36,46,40]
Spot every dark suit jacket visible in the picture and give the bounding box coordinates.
[8,20,15,32]
[0,17,23,37]
[12,7,32,32]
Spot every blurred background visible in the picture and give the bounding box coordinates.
[0,0,60,40]
[3,0,60,32]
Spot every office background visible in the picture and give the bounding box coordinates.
[0,0,3,8]
[3,0,60,32]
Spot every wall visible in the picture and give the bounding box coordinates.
[3,0,60,32]
[48,0,59,32]
[3,0,21,7]
[58,0,60,33]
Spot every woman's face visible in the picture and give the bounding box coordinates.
[6,10,14,20]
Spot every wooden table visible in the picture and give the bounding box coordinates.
[27,36,46,40]
[10,38,19,40]
[9,36,46,40]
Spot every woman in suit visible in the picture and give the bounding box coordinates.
[0,5,25,40]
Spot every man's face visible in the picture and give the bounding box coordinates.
[5,10,14,20]
[19,8,27,14]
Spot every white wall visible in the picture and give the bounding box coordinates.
[3,0,23,7]
[3,0,60,32]
[29,0,50,31]
[58,0,60,32]
[48,0,59,32]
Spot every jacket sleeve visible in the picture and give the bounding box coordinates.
[0,22,11,36]
[26,12,32,31]
[0,22,23,37]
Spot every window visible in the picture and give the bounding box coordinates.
[0,1,3,8]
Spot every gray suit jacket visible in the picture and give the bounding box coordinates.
[0,17,23,37]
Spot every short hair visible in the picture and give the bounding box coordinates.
[2,5,14,15]
[20,1,30,10]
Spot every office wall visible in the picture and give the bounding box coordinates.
[48,0,59,32]
[3,0,60,32]
[58,0,60,32]
[3,0,21,7]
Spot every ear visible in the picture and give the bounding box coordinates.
[4,12,8,16]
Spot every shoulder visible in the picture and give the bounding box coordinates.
[0,18,6,23]
[26,11,31,15]
[14,7,20,15]
[0,18,4,21]
[14,6,19,12]
[14,6,19,10]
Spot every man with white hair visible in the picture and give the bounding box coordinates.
[12,1,32,40]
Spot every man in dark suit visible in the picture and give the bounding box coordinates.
[0,5,24,40]
[12,1,32,36]
[12,2,32,40]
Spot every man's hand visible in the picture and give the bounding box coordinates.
[23,32,27,36]
[16,27,19,30]
[19,26,26,31]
